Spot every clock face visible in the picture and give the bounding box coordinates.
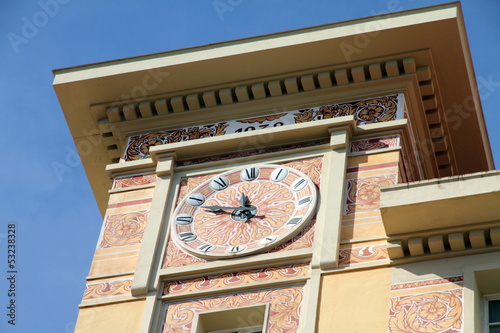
[171,164,318,259]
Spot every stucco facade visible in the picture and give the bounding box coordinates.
[53,3,498,332]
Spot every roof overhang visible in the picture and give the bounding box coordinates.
[381,170,500,235]
[53,2,494,215]
[380,170,500,262]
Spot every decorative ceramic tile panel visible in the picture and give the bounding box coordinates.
[391,276,464,291]
[286,158,323,186]
[344,174,397,215]
[163,264,309,295]
[163,219,315,268]
[162,286,304,333]
[341,153,399,256]
[273,219,315,252]
[338,242,388,267]
[81,278,133,305]
[125,94,404,161]
[350,135,400,153]
[176,139,329,167]
[113,173,157,189]
[99,210,149,248]
[389,276,464,333]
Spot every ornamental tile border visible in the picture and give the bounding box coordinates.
[338,243,388,267]
[163,264,309,295]
[389,276,464,333]
[350,135,400,153]
[98,210,149,249]
[113,174,157,189]
[344,174,398,215]
[82,278,133,304]
[125,94,404,161]
[162,285,304,333]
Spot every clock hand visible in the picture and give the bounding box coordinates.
[201,205,241,212]
[240,192,250,207]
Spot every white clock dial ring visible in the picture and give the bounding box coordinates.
[171,164,318,259]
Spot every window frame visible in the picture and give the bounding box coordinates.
[484,293,500,333]
[192,303,269,333]
[207,326,263,333]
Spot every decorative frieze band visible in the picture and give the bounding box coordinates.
[350,135,400,153]
[124,94,404,161]
[389,276,463,333]
[162,264,309,296]
[101,55,453,178]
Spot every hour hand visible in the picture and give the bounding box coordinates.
[240,192,250,207]
[201,205,241,212]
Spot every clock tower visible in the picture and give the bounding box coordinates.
[54,3,495,332]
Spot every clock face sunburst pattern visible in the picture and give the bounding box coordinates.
[171,165,318,259]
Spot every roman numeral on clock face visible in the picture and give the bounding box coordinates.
[292,178,308,191]
[186,193,205,206]
[286,217,302,227]
[228,245,246,253]
[198,244,217,252]
[210,176,229,191]
[175,214,193,225]
[298,196,312,207]
[241,167,259,181]
[270,167,288,182]
[259,235,277,245]
[178,232,197,242]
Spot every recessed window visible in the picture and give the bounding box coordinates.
[194,304,268,333]
[488,299,500,333]
[208,327,262,333]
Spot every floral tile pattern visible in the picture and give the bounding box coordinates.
[81,278,133,305]
[163,264,309,295]
[389,277,464,333]
[163,218,315,268]
[162,286,304,333]
[344,174,397,214]
[350,135,400,153]
[99,210,149,248]
[338,243,388,267]
[112,173,157,189]
[176,140,329,168]
[125,94,403,161]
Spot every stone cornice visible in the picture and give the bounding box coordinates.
[381,170,500,262]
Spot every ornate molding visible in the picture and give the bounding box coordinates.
[98,54,454,179]
[124,94,402,161]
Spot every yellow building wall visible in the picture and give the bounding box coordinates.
[74,300,145,333]
[75,175,155,333]
[317,267,390,332]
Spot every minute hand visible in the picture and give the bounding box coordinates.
[201,205,242,212]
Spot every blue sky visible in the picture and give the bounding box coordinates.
[0,0,499,332]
